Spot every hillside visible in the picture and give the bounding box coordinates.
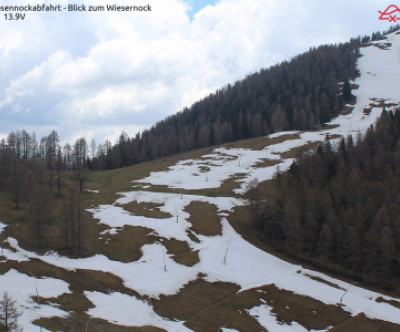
[90,37,361,169]
[1,29,400,331]
[260,109,400,290]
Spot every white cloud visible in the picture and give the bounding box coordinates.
[0,31,24,57]
[0,0,392,144]
[60,81,169,120]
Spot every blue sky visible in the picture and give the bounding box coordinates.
[187,0,218,19]
[0,0,395,145]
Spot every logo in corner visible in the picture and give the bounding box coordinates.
[379,4,400,22]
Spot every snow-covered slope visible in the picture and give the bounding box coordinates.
[2,31,400,331]
[137,32,400,195]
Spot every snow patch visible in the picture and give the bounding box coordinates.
[86,291,192,331]
[249,304,330,332]
[0,269,70,331]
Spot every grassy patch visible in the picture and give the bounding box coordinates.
[268,133,302,144]
[375,296,400,309]
[152,278,241,322]
[182,285,267,332]
[11,259,138,297]
[217,174,245,196]
[153,280,351,332]
[36,315,166,332]
[171,250,200,267]
[256,284,350,330]
[0,260,16,275]
[185,201,222,236]
[156,133,298,158]
[75,269,140,297]
[329,313,400,332]
[370,100,399,108]
[45,292,94,313]
[160,238,200,267]
[88,225,155,263]
[225,133,301,150]
[170,173,246,197]
[341,106,354,115]
[85,208,156,262]
[116,201,172,219]
[305,274,346,291]
[253,158,281,168]
[277,141,321,159]
[189,283,349,331]
[14,259,76,287]
[198,165,210,173]
[363,107,372,115]
[322,124,340,130]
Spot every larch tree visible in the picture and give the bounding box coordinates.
[73,137,88,193]
[0,292,22,332]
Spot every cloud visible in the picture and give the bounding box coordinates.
[0,0,391,144]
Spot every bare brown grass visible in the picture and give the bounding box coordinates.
[253,158,281,168]
[2,132,400,331]
[152,278,241,321]
[36,315,166,332]
[225,133,301,150]
[277,141,321,159]
[329,313,400,332]
[87,225,155,263]
[341,106,354,115]
[322,124,340,130]
[153,279,353,332]
[116,201,172,219]
[375,296,400,309]
[185,201,222,236]
[161,238,200,267]
[45,292,94,313]
[305,274,346,291]
[257,284,350,330]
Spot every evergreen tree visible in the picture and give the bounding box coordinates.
[260,109,400,289]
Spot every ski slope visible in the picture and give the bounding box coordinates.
[2,30,400,331]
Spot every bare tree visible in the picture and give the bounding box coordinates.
[90,138,97,159]
[46,130,60,193]
[63,143,72,171]
[56,147,63,196]
[64,188,85,255]
[73,138,88,193]
[0,292,22,332]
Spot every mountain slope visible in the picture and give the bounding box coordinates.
[91,37,360,169]
[1,29,400,331]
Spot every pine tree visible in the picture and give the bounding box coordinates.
[260,109,400,289]
[342,80,353,103]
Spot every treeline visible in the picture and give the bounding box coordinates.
[90,39,361,169]
[0,130,88,254]
[1,27,398,257]
[87,26,399,170]
[258,110,400,289]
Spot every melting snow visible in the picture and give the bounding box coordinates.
[0,269,70,331]
[2,30,400,330]
[249,304,331,332]
[85,291,192,331]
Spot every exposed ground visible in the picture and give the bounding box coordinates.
[2,30,400,332]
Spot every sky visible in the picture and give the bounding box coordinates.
[0,0,396,145]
